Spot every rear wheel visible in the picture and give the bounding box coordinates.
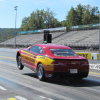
[17,56,24,70]
[37,64,45,81]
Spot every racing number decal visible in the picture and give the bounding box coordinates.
[25,56,35,63]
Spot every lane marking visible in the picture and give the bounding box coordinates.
[0,96,27,100]
[89,71,100,77]
[89,74,100,78]
[0,86,7,90]
[0,96,52,100]
[39,96,53,100]
[0,56,15,60]
[89,72,100,75]
[39,96,45,99]
[0,98,17,100]
[15,96,27,100]
[8,98,17,100]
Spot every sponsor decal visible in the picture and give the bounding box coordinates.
[25,56,35,63]
[76,52,91,60]
[79,54,88,58]
[38,57,45,59]
[38,56,48,61]
[97,54,100,60]
[82,25,89,28]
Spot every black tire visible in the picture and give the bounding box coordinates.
[37,64,45,81]
[17,56,24,70]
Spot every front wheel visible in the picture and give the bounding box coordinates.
[37,64,45,81]
[17,56,24,70]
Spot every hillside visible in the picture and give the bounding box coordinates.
[0,28,21,43]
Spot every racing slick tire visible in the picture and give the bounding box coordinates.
[17,56,24,70]
[37,63,45,81]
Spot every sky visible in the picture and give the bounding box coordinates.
[0,0,100,28]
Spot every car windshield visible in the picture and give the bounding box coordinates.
[50,49,77,57]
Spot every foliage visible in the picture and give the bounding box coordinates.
[21,5,99,31]
[66,4,99,30]
[0,28,21,43]
[21,8,61,31]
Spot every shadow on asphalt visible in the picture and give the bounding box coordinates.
[23,73,100,87]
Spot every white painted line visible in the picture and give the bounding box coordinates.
[15,96,27,100]
[39,95,53,100]
[39,96,46,99]
[0,86,7,90]
[49,99,53,100]
[89,74,100,78]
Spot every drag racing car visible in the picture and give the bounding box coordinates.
[16,44,89,81]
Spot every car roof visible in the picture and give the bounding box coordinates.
[34,44,71,49]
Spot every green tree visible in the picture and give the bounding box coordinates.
[82,5,91,24]
[76,4,84,25]
[21,17,29,31]
[66,7,77,30]
[82,5,99,24]
[66,4,99,30]
[90,7,99,23]
[21,8,59,31]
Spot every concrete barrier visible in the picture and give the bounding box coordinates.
[76,52,91,60]
[76,52,100,60]
[91,53,97,60]
[97,54,100,60]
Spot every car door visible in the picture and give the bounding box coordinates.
[28,46,44,71]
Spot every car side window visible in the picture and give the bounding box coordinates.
[29,46,44,54]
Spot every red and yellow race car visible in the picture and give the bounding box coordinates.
[16,44,89,81]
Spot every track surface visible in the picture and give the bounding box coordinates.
[0,48,100,100]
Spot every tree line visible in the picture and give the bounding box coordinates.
[21,4,99,31]
[66,4,99,30]
[21,8,61,31]
[0,28,21,42]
